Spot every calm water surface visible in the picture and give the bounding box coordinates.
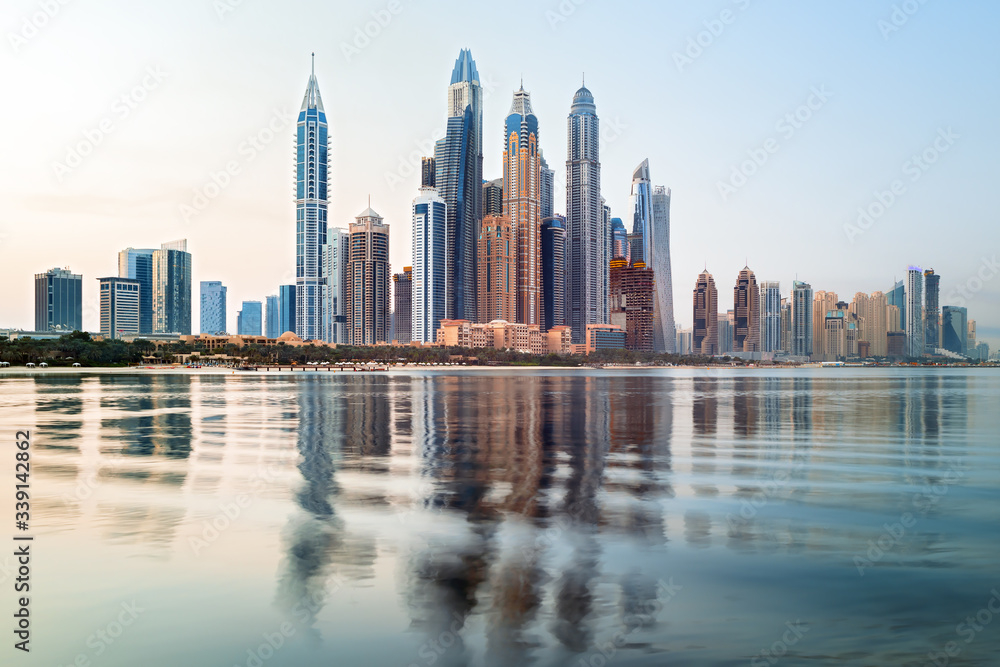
[1,368,998,666]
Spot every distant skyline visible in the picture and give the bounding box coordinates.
[1,0,998,347]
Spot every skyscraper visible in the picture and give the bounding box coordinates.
[693,270,718,355]
[434,49,483,322]
[924,268,940,353]
[347,206,391,345]
[278,284,296,335]
[791,281,813,358]
[942,306,968,354]
[34,267,82,332]
[541,215,567,331]
[393,268,413,344]
[504,83,542,326]
[566,83,604,343]
[630,161,653,267]
[478,215,517,324]
[265,294,280,339]
[152,240,191,335]
[98,277,139,340]
[734,267,760,352]
[295,54,329,341]
[650,185,676,353]
[905,266,924,357]
[118,248,154,333]
[412,188,447,343]
[200,281,227,335]
[323,227,349,343]
[237,301,262,336]
[760,281,781,353]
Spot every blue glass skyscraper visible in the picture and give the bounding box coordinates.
[200,281,227,334]
[434,49,482,322]
[279,284,296,335]
[295,54,328,341]
[118,248,154,333]
[412,188,447,343]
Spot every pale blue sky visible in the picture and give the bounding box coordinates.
[1,0,998,347]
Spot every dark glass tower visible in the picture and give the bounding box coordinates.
[434,49,483,322]
[295,54,329,341]
[34,267,82,332]
[924,269,940,352]
[541,215,567,331]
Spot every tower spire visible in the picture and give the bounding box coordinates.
[311,52,315,76]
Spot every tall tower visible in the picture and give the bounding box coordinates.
[34,267,83,332]
[791,281,813,358]
[346,207,391,345]
[541,215,567,330]
[412,188,447,343]
[734,267,760,352]
[152,240,191,335]
[905,266,924,358]
[434,49,483,322]
[923,268,940,353]
[693,270,718,355]
[503,83,542,326]
[118,249,154,333]
[295,54,329,341]
[566,83,603,343]
[651,185,676,353]
[760,281,782,352]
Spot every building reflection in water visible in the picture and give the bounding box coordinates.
[276,376,378,643]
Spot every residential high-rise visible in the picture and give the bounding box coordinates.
[295,55,329,341]
[265,295,280,339]
[412,188,447,343]
[393,267,413,344]
[540,153,554,219]
[791,281,813,358]
[478,215,517,324]
[812,291,838,359]
[630,162,653,267]
[200,281,227,335]
[609,258,654,352]
[152,240,191,335]
[483,178,503,218]
[734,267,760,352]
[435,49,483,322]
[693,270,718,355]
[237,301,262,336]
[347,206,391,345]
[825,309,847,360]
[905,266,924,357]
[610,218,629,262]
[118,249,154,333]
[34,267,82,332]
[942,306,968,354]
[760,281,781,353]
[323,227,349,343]
[924,269,940,353]
[98,277,140,340]
[650,185,676,353]
[504,83,542,326]
[967,320,977,354]
[278,285,296,335]
[780,298,792,353]
[565,82,605,343]
[541,215,567,331]
[421,157,436,188]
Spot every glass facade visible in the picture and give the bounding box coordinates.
[152,242,192,335]
[412,191,447,343]
[541,215,566,331]
[279,284,296,336]
[942,306,968,354]
[237,301,262,336]
[118,248,155,333]
[200,281,227,335]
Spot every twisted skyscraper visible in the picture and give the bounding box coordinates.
[630,160,675,353]
[434,49,483,322]
[295,55,328,341]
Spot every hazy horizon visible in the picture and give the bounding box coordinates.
[2,0,997,348]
